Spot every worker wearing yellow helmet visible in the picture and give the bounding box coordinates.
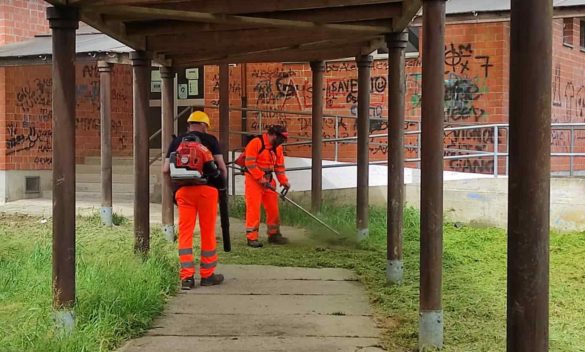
[163,110,228,289]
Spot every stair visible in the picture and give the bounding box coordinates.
[43,150,164,203]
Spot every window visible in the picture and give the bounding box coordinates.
[564,18,574,47]
[579,20,585,50]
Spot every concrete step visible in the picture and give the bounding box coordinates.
[76,173,158,183]
[76,164,162,175]
[76,182,155,193]
[43,191,136,202]
[83,155,165,166]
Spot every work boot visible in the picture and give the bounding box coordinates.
[181,276,195,290]
[201,273,224,286]
[247,239,264,248]
[268,233,289,245]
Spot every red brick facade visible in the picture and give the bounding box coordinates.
[0,0,584,176]
[204,18,585,175]
[0,63,133,170]
[0,0,49,45]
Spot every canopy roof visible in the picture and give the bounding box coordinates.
[45,0,421,67]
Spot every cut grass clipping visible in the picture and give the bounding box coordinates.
[227,197,585,352]
[0,213,177,352]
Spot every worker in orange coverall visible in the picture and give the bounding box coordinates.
[163,111,227,290]
[244,125,291,248]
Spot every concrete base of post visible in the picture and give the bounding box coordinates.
[357,228,369,242]
[162,224,175,242]
[419,310,443,350]
[386,259,404,284]
[101,207,113,227]
[54,309,75,333]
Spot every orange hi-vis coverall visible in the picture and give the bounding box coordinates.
[244,133,289,241]
[175,185,218,280]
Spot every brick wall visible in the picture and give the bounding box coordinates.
[203,21,509,173]
[551,18,585,173]
[203,19,585,175]
[1,62,133,170]
[0,0,49,45]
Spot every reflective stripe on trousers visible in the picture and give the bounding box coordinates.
[176,185,219,280]
[244,174,280,241]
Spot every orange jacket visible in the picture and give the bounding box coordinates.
[244,133,288,184]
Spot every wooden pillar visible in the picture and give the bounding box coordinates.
[507,0,552,351]
[47,5,78,328]
[99,61,113,227]
[356,55,372,241]
[386,31,408,284]
[131,51,150,254]
[219,64,230,172]
[419,0,446,349]
[310,60,324,212]
[160,66,175,241]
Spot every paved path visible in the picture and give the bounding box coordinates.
[1,199,385,351]
[119,264,385,352]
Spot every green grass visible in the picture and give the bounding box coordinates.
[1,202,583,351]
[0,214,177,352]
[226,198,585,352]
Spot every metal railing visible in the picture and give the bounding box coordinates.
[148,106,193,166]
[159,105,585,193]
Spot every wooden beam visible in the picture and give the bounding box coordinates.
[142,0,401,15]
[81,11,171,66]
[393,0,421,32]
[85,5,393,33]
[147,28,330,51]
[173,35,380,63]
[125,21,251,36]
[148,29,363,54]
[247,3,401,23]
[173,42,368,66]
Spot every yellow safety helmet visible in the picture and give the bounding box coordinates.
[187,111,211,128]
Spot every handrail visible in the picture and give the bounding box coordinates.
[149,106,192,166]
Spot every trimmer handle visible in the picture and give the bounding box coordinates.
[280,187,289,197]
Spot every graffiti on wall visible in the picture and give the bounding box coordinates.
[552,64,585,123]
[444,127,503,173]
[409,43,491,123]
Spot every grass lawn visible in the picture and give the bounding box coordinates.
[1,201,583,351]
[0,214,177,352]
[225,198,585,352]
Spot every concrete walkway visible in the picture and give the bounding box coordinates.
[1,198,385,351]
[119,264,385,352]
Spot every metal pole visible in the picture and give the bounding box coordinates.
[356,54,373,241]
[47,6,78,329]
[98,61,113,227]
[258,111,263,133]
[334,116,339,162]
[131,51,150,255]
[241,63,248,146]
[419,0,446,349]
[569,127,574,176]
[494,125,499,177]
[219,64,230,187]
[310,60,325,212]
[387,31,408,284]
[507,0,552,350]
[160,66,175,241]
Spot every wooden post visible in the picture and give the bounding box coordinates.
[507,0,552,350]
[310,60,324,212]
[419,0,446,349]
[386,31,408,284]
[131,51,150,254]
[161,66,175,241]
[219,64,230,181]
[47,5,78,329]
[99,61,113,227]
[356,54,372,241]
